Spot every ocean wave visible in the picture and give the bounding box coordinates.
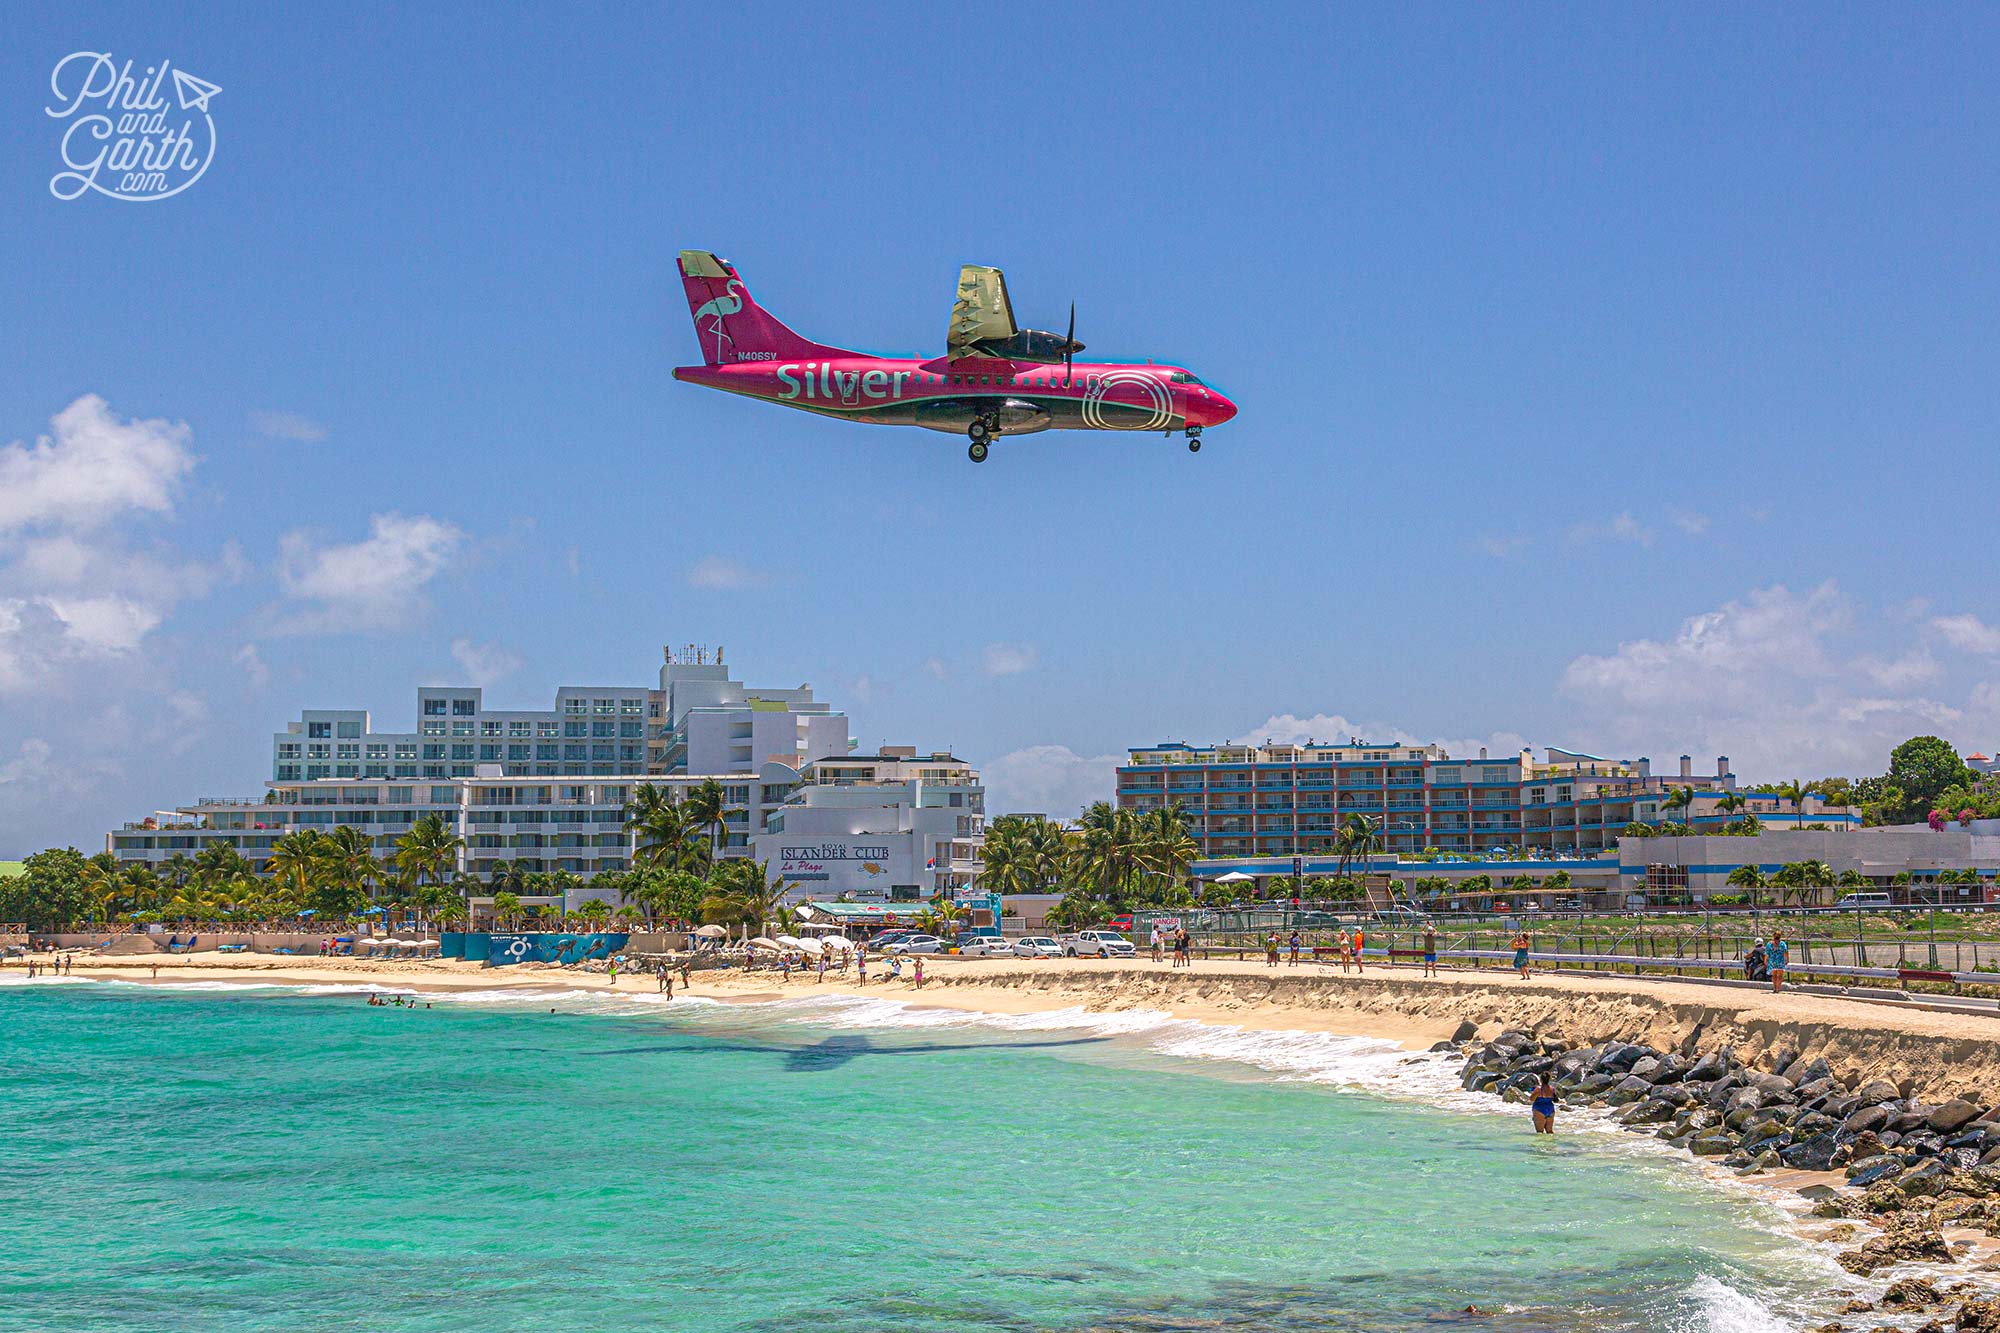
[1683,1274,1793,1333]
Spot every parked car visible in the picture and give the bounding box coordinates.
[869,930,915,948]
[1012,937,1064,959]
[1059,930,1136,958]
[956,936,1014,958]
[884,934,944,955]
[1835,892,1893,909]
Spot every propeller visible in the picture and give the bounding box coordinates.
[1064,303,1076,386]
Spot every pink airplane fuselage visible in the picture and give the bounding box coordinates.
[673,354,1237,437]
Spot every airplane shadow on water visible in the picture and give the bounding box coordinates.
[546,1031,1111,1073]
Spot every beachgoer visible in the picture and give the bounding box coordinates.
[1149,925,1163,963]
[817,955,827,984]
[857,952,868,985]
[1265,934,1280,967]
[1768,932,1789,993]
[780,957,791,983]
[888,955,903,982]
[1287,931,1301,966]
[1531,1076,1558,1134]
[1422,923,1438,977]
[913,957,925,989]
[1352,927,1365,971]
[150,963,158,980]
[607,959,617,986]
[680,960,691,988]
[1178,928,1193,969]
[1512,930,1531,979]
[656,964,668,993]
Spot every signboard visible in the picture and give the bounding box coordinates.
[773,836,914,899]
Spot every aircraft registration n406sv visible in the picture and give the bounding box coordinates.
[671,250,1236,463]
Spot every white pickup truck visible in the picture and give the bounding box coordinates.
[1059,930,1137,958]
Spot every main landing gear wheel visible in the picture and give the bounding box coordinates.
[968,420,992,444]
[968,440,990,463]
[1188,438,1202,453]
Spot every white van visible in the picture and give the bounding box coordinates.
[1834,892,1892,909]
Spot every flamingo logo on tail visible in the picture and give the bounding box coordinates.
[693,280,745,363]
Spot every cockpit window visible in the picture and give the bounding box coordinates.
[1169,372,1205,386]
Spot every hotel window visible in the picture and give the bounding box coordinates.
[430,786,456,803]
[509,721,531,737]
[395,743,417,759]
[451,722,473,737]
[337,720,362,739]
[394,764,417,778]
[451,744,474,760]
[364,765,388,778]
[565,721,587,738]
[481,721,502,736]
[538,721,559,737]
[508,744,530,761]
[594,698,615,714]
[308,743,330,759]
[452,699,477,716]
[423,699,448,716]
[480,745,501,761]
[366,744,389,759]
[592,721,614,738]
[307,721,332,738]
[536,744,559,760]
[386,787,412,804]
[620,699,643,715]
[422,722,445,736]
[422,744,445,760]
[565,699,587,714]
[278,742,301,759]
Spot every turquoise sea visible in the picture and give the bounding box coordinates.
[1,980,1838,1332]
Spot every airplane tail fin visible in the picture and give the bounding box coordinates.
[678,250,849,366]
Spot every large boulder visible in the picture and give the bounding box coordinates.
[1685,1048,1731,1082]
[1726,1087,1765,1116]
[1628,1056,1662,1082]
[1840,1104,1892,1138]
[1898,1158,1952,1196]
[1846,1155,1908,1188]
[1782,1131,1842,1172]
[1791,1056,1835,1087]
[1621,1098,1678,1126]
[1852,1079,1900,1106]
[1688,1132,1736,1157]
[1929,1099,1984,1134]
[1881,1276,1942,1308]
[1959,1299,2000,1333]
[1605,1075,1655,1106]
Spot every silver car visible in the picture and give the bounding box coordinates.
[884,934,944,955]
[1011,936,1064,959]
[956,936,1014,958]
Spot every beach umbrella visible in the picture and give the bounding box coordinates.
[820,936,854,953]
[794,937,825,956]
[693,924,727,938]
[774,935,805,949]
[1214,872,1255,884]
[748,937,780,950]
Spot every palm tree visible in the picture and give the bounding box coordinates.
[159,853,194,892]
[1663,785,1694,829]
[1774,779,1809,829]
[699,858,785,934]
[396,813,463,888]
[625,785,703,872]
[267,830,326,904]
[1334,813,1382,891]
[191,842,250,889]
[323,826,384,902]
[1725,863,1767,906]
[1137,805,1198,899]
[681,777,735,862]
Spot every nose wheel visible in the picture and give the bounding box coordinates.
[968,440,989,463]
[1187,426,1203,453]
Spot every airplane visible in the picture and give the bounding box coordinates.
[671,250,1237,462]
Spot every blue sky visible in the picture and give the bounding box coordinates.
[4,5,2000,850]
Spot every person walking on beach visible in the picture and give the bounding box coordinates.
[1422,922,1438,978]
[913,957,925,989]
[1512,930,1532,979]
[857,951,868,985]
[1531,1075,1558,1134]
[656,963,668,993]
[1767,931,1789,993]
[1287,930,1301,967]
[1149,924,1163,964]
[607,958,617,986]
[1351,927,1365,972]
[816,954,827,984]
[1265,933,1280,967]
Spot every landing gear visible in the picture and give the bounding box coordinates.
[1187,426,1203,453]
[968,417,997,463]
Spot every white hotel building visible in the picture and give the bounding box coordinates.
[108,648,982,900]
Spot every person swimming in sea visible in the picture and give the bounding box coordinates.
[1531,1075,1558,1134]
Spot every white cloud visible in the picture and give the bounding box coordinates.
[921,655,949,680]
[234,643,270,689]
[1556,582,1981,777]
[981,744,1122,820]
[1232,712,1532,763]
[450,636,522,686]
[249,409,326,443]
[0,395,196,534]
[275,512,464,632]
[36,595,162,654]
[1933,613,2000,657]
[1475,533,1531,559]
[1668,507,1711,536]
[686,556,766,590]
[1560,582,1847,711]
[982,642,1039,677]
[1568,511,1657,547]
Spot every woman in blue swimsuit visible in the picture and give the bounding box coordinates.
[1531,1076,1558,1134]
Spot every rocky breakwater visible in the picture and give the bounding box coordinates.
[1455,1027,2000,1320]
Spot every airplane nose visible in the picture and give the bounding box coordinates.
[1205,392,1237,426]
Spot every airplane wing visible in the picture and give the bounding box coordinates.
[947,265,1017,354]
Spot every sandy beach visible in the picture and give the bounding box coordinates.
[39,950,2000,1102]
